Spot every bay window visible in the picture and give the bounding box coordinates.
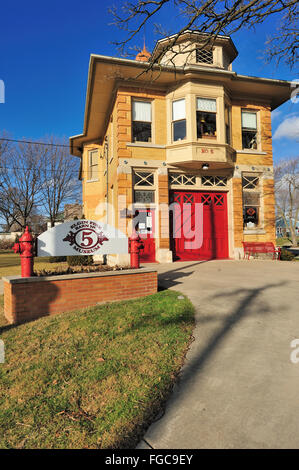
[197,98,217,138]
[242,110,257,150]
[172,99,186,141]
[132,100,152,142]
[225,105,231,145]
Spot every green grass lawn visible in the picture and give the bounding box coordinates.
[0,252,68,278]
[276,237,299,247]
[0,290,194,449]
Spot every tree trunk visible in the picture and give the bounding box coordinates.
[290,226,298,246]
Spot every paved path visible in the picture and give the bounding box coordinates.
[138,260,299,449]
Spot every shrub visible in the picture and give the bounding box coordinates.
[49,256,67,263]
[0,239,15,250]
[67,255,94,266]
[280,248,296,261]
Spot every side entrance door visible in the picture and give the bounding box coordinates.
[170,191,229,261]
[135,208,156,262]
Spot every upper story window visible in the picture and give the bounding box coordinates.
[225,105,231,145]
[197,98,217,139]
[88,149,98,180]
[132,100,152,142]
[196,48,213,64]
[241,110,257,150]
[172,99,186,141]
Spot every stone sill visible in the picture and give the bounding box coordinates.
[3,267,157,284]
[236,150,267,155]
[243,229,266,235]
[127,143,165,149]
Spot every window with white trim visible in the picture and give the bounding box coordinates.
[242,110,257,150]
[225,105,231,145]
[133,169,155,203]
[132,100,152,142]
[197,98,217,138]
[242,174,261,228]
[202,175,227,187]
[88,149,98,180]
[169,173,196,186]
[172,99,186,141]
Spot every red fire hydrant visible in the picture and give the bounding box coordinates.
[13,226,34,278]
[129,230,144,269]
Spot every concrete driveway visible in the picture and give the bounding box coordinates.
[138,260,299,449]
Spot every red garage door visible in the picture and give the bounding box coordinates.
[170,191,229,261]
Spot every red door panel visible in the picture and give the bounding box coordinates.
[136,208,156,262]
[170,191,228,261]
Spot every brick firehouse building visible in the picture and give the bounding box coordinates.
[70,31,291,264]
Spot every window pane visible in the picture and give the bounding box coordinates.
[172,99,185,120]
[90,150,97,165]
[196,48,213,64]
[197,98,216,112]
[132,101,151,122]
[243,192,260,205]
[90,166,97,179]
[197,112,216,137]
[243,206,259,226]
[133,171,154,186]
[242,130,257,149]
[132,121,152,142]
[242,176,259,189]
[173,120,186,141]
[134,190,155,203]
[225,106,230,144]
[242,111,257,129]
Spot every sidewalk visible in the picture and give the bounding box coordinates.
[137,260,299,449]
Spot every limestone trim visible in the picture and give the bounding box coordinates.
[236,150,267,155]
[127,143,166,149]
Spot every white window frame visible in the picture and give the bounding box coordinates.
[87,149,98,181]
[132,99,153,143]
[241,109,260,151]
[196,97,217,139]
[172,98,186,142]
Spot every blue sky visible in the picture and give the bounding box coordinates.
[0,0,298,163]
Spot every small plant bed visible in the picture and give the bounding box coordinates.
[0,253,69,278]
[34,264,132,277]
[0,291,195,448]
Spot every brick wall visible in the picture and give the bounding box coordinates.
[4,268,158,325]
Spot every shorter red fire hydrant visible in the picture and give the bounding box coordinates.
[129,230,144,269]
[13,226,34,278]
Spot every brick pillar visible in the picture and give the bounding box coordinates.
[116,94,132,160]
[156,167,173,262]
[232,177,243,251]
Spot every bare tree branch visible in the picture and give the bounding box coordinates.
[275,157,299,246]
[110,0,298,69]
[39,137,81,227]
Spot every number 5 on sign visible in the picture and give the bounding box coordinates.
[81,231,94,247]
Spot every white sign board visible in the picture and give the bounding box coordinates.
[37,220,128,257]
